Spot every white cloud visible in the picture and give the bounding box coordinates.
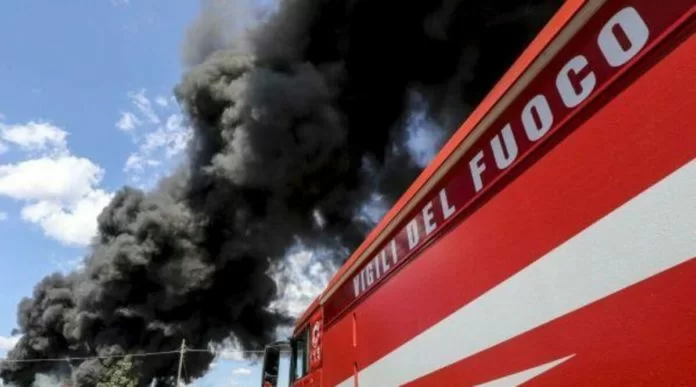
[116,112,142,132]
[0,121,112,246]
[403,91,446,168]
[0,121,67,154]
[139,114,190,158]
[155,96,169,107]
[0,211,8,221]
[0,156,104,202]
[124,154,160,172]
[128,89,160,124]
[0,335,21,351]
[270,249,336,318]
[50,255,86,274]
[122,114,190,181]
[21,189,112,246]
[232,367,252,376]
[218,348,245,362]
[31,373,66,387]
[118,90,192,187]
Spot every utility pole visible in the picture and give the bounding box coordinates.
[65,357,77,386]
[176,339,186,387]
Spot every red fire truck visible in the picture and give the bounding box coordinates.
[261,0,695,385]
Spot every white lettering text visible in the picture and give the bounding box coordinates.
[557,55,596,108]
[469,151,487,192]
[407,220,420,249]
[491,124,519,169]
[439,189,456,219]
[422,202,436,235]
[522,95,554,141]
[366,264,374,286]
[381,250,391,272]
[599,7,649,67]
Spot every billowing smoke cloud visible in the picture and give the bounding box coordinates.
[31,373,65,387]
[1,0,560,385]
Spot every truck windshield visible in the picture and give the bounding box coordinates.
[291,327,309,382]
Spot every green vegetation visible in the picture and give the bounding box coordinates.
[96,356,137,387]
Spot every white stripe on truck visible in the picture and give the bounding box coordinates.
[474,354,575,387]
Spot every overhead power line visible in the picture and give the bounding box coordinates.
[0,350,181,363]
[0,347,287,364]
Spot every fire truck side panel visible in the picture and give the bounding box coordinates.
[321,313,356,386]
[405,26,696,387]
[316,1,695,386]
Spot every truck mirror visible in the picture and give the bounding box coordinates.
[261,345,281,387]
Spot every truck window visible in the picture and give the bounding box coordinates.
[291,327,309,381]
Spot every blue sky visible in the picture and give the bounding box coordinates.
[0,1,264,385]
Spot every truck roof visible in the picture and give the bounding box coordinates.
[293,0,588,332]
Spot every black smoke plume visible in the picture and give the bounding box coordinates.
[1,0,560,385]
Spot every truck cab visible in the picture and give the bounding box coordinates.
[261,304,323,387]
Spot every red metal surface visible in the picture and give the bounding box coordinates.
[292,0,695,385]
[293,370,322,387]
